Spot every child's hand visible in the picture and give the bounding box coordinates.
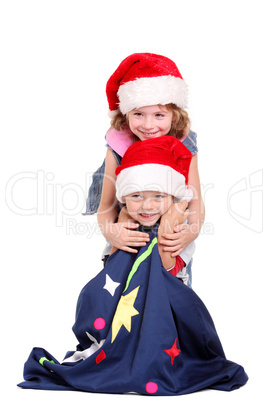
[160,224,198,257]
[109,207,150,254]
[108,222,150,253]
[159,200,195,257]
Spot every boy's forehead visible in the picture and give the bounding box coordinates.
[126,190,171,197]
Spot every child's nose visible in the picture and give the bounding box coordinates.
[142,116,154,130]
[143,198,154,209]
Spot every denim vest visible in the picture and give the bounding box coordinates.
[83,130,198,215]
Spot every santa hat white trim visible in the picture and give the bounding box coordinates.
[108,109,120,118]
[116,164,187,202]
[117,75,188,115]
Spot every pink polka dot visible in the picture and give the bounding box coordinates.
[146,382,158,394]
[94,318,106,330]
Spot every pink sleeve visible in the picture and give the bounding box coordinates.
[106,127,135,157]
[106,127,187,157]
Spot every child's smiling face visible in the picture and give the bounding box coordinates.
[123,191,174,227]
[127,105,173,141]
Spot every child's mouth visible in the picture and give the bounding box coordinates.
[139,213,158,220]
[140,131,159,138]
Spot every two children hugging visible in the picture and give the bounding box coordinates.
[85,53,205,287]
[18,54,248,395]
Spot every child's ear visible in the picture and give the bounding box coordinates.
[122,196,126,203]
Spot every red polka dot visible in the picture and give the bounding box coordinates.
[94,318,106,330]
[146,382,158,394]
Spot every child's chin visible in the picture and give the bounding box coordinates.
[138,217,158,227]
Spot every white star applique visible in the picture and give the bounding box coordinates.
[103,274,120,296]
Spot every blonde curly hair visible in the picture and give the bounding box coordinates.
[110,104,190,140]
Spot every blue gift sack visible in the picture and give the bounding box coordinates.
[18,232,248,395]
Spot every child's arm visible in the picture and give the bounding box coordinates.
[157,201,189,270]
[159,154,205,257]
[110,207,136,255]
[97,148,150,253]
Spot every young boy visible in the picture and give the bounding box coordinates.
[111,135,195,282]
[18,136,248,395]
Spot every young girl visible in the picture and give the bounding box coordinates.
[18,137,247,395]
[92,53,205,286]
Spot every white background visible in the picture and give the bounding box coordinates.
[1,1,267,401]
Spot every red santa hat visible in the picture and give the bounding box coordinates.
[106,53,188,117]
[115,136,192,202]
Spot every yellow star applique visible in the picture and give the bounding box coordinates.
[111,286,140,343]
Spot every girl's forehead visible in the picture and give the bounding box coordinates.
[131,105,169,113]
